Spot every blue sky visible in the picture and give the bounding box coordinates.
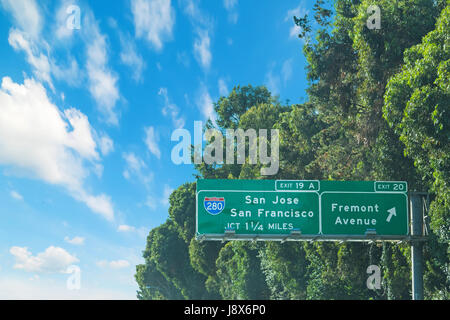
[0,0,312,299]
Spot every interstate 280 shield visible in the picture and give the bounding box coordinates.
[203,197,225,215]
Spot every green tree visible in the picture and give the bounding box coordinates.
[168,182,197,243]
[214,85,273,129]
[384,5,450,298]
[136,220,206,299]
[259,242,308,299]
[216,242,270,299]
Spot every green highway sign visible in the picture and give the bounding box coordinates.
[198,190,320,235]
[321,192,408,236]
[196,180,409,241]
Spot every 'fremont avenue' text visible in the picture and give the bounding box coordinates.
[331,202,379,226]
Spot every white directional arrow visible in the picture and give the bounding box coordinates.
[386,207,396,223]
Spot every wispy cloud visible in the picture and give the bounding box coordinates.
[122,152,153,187]
[4,2,120,124]
[7,27,82,91]
[161,184,174,206]
[98,134,114,156]
[96,259,130,269]
[84,12,120,125]
[145,195,158,210]
[144,126,161,159]
[145,184,173,211]
[285,3,309,40]
[193,29,212,70]
[181,0,214,71]
[10,190,23,201]
[218,78,229,97]
[281,58,293,84]
[119,34,146,83]
[265,68,280,95]
[117,224,136,232]
[131,0,175,51]
[265,58,294,95]
[0,0,42,39]
[54,0,77,40]
[223,0,239,24]
[158,87,185,128]
[8,29,53,90]
[197,84,216,124]
[64,236,85,245]
[176,51,190,68]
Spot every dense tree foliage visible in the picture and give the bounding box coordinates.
[136,0,449,300]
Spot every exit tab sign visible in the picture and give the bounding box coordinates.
[275,180,319,191]
[196,180,409,241]
[375,181,407,192]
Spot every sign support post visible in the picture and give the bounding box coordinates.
[410,192,425,300]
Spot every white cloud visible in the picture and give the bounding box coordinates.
[228,12,239,24]
[123,153,145,177]
[83,12,120,125]
[51,58,82,87]
[0,77,114,221]
[0,0,42,38]
[182,0,200,21]
[181,0,214,71]
[144,126,161,159]
[182,0,212,26]
[96,259,130,269]
[197,84,216,123]
[6,9,81,90]
[223,0,238,24]
[161,184,174,206]
[10,246,78,274]
[109,260,130,269]
[86,50,120,125]
[119,34,146,83]
[145,195,158,210]
[110,260,130,268]
[7,3,120,124]
[193,29,212,70]
[158,87,185,128]
[289,25,301,39]
[176,51,190,68]
[10,190,23,201]
[282,58,293,84]
[285,3,307,21]
[99,134,114,156]
[117,224,148,238]
[54,0,74,40]
[64,236,85,245]
[8,29,53,89]
[265,69,280,95]
[285,3,308,40]
[223,0,238,10]
[218,78,229,97]
[77,192,114,221]
[145,184,177,209]
[122,152,153,187]
[117,225,136,232]
[264,59,294,95]
[131,0,175,50]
